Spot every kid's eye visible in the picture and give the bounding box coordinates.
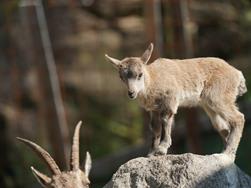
[138,73,143,79]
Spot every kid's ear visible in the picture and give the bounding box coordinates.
[141,43,154,64]
[105,54,121,68]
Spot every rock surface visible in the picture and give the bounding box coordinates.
[104,153,251,188]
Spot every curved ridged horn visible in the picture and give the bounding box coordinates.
[84,151,92,177]
[70,121,82,170]
[17,137,61,175]
[31,166,51,186]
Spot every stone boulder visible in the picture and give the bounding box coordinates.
[104,153,251,188]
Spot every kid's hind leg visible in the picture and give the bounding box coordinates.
[209,102,245,157]
[202,71,244,157]
[203,105,230,146]
[221,106,245,156]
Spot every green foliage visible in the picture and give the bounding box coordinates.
[78,93,143,158]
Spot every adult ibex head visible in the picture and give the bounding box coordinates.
[17,121,92,188]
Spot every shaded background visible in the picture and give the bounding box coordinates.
[1,0,251,187]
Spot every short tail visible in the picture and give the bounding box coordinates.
[238,72,247,96]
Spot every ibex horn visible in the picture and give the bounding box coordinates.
[31,166,52,184]
[17,137,61,175]
[70,121,82,170]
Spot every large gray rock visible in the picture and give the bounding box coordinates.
[104,153,251,188]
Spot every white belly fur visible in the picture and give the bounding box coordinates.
[179,91,201,107]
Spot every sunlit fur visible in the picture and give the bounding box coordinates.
[105,43,247,159]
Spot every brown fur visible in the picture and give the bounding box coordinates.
[105,43,247,159]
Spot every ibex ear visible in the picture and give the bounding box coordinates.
[84,151,92,178]
[105,54,121,68]
[141,43,154,64]
[31,166,51,187]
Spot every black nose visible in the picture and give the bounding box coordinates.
[128,91,134,97]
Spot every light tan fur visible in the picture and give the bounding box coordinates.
[17,121,92,188]
[105,43,247,159]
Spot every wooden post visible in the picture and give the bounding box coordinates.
[145,0,164,58]
[19,0,70,169]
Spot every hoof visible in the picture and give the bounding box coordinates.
[147,152,155,158]
[155,146,167,156]
[221,147,236,162]
[147,146,167,157]
[222,149,236,161]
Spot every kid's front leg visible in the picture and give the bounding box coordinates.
[147,111,162,157]
[155,112,174,155]
[155,99,178,155]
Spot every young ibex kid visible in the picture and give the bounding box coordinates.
[105,43,247,158]
[17,121,92,188]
